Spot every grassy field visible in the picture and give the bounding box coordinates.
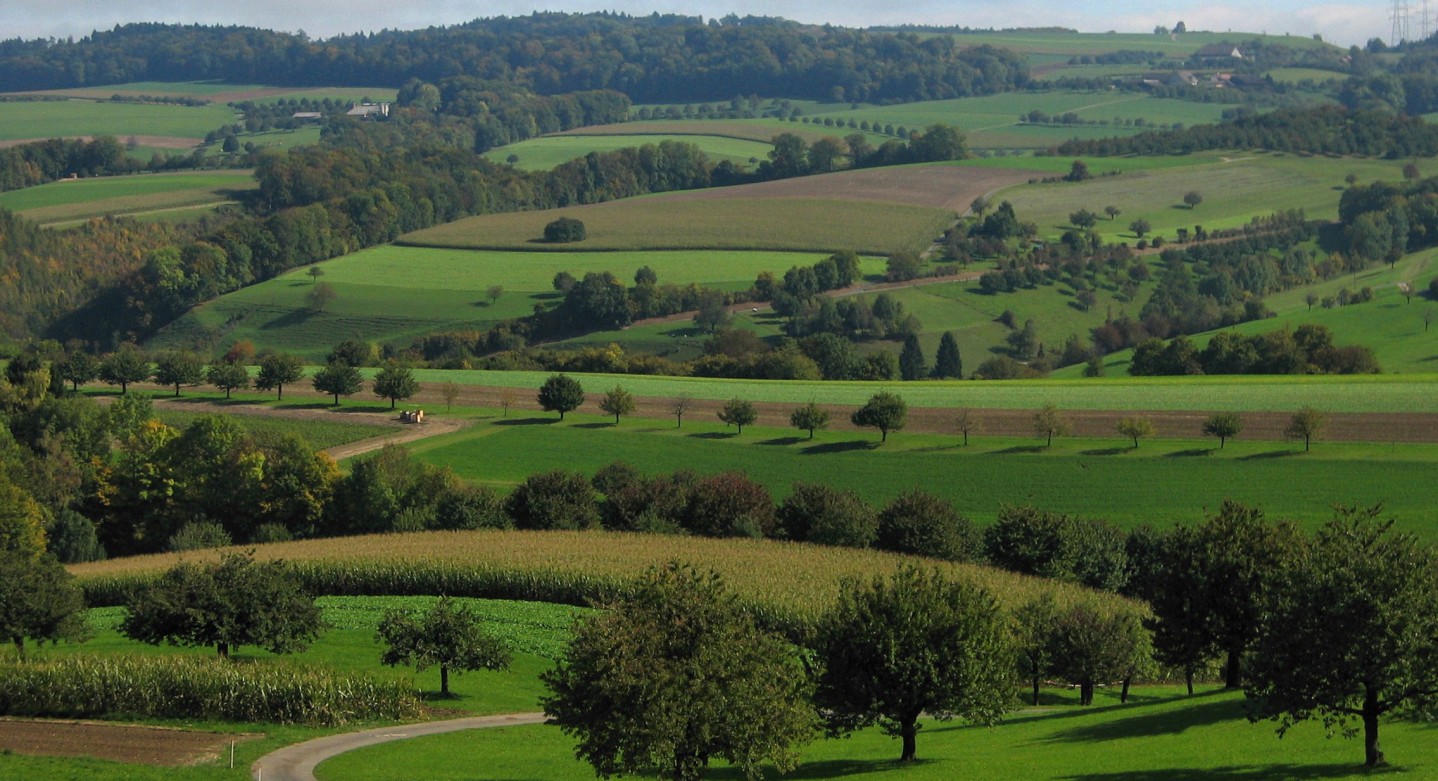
[0,99,237,142]
[4,82,397,104]
[567,119,874,145]
[483,133,773,170]
[0,169,254,224]
[1055,251,1438,377]
[940,30,1337,59]
[315,684,1438,781]
[1000,153,1425,243]
[152,406,392,450]
[145,248,869,359]
[395,415,1438,533]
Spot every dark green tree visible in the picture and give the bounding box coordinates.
[255,352,305,400]
[152,350,205,397]
[1247,505,1438,767]
[851,391,907,442]
[0,550,90,657]
[815,566,1010,762]
[776,482,877,548]
[899,334,926,381]
[544,217,587,243]
[372,362,419,409]
[1202,412,1243,448]
[537,374,585,420]
[717,397,757,434]
[932,331,963,378]
[876,490,978,562]
[542,562,815,781]
[120,552,323,658]
[205,361,249,399]
[98,345,150,395]
[789,401,830,439]
[505,470,600,530]
[1286,406,1326,452]
[377,597,512,697]
[1033,403,1068,447]
[1048,600,1152,705]
[55,350,99,392]
[311,361,363,406]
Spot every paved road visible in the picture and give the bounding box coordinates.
[251,712,546,781]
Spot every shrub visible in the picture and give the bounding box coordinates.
[777,483,878,548]
[506,471,600,530]
[166,520,233,552]
[544,217,587,243]
[683,472,776,538]
[876,490,979,562]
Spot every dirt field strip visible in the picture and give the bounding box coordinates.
[250,712,546,781]
[0,718,259,766]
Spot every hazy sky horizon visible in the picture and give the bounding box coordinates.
[0,1,1403,50]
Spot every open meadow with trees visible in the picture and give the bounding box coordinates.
[6,10,1438,780]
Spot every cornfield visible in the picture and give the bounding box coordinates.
[74,530,1144,639]
[0,654,420,725]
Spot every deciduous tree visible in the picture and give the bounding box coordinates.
[99,345,150,395]
[1116,416,1155,448]
[599,384,635,424]
[537,374,584,420]
[1201,411,1243,448]
[717,397,757,434]
[206,361,249,399]
[1033,404,1068,447]
[851,391,907,442]
[542,563,815,781]
[120,552,323,659]
[0,550,89,657]
[152,351,205,397]
[255,352,305,400]
[311,361,362,406]
[789,401,830,439]
[372,362,419,409]
[377,597,511,697]
[815,567,1010,761]
[1286,406,1326,452]
[1247,505,1438,767]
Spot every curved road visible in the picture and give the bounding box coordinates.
[251,712,546,781]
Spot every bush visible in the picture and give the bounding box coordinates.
[777,483,878,548]
[166,520,233,552]
[506,471,600,530]
[683,472,776,538]
[875,490,979,562]
[544,217,587,243]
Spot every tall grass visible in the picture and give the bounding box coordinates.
[0,654,419,725]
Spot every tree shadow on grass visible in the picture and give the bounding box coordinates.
[258,308,317,330]
[758,436,806,446]
[708,758,931,780]
[1081,446,1130,456]
[572,422,613,430]
[1058,764,1398,781]
[802,440,879,455]
[1240,449,1303,461]
[1041,697,1240,744]
[989,445,1047,455]
[162,396,254,406]
[493,417,560,426]
[689,432,735,440]
[1165,448,1215,457]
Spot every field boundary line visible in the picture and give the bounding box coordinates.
[250,711,546,781]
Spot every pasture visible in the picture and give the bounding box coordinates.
[397,415,1438,533]
[146,247,863,358]
[482,133,773,170]
[316,686,1438,781]
[1000,153,1424,243]
[5,81,398,105]
[564,119,864,145]
[0,98,236,144]
[1055,249,1438,377]
[940,30,1337,59]
[0,169,255,225]
[152,407,393,450]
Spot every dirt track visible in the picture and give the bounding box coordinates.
[0,718,257,765]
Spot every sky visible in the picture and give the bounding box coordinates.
[0,0,1401,48]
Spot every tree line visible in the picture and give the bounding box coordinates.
[0,15,1028,104]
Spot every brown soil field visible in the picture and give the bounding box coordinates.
[401,385,1438,445]
[657,164,1030,212]
[0,718,258,765]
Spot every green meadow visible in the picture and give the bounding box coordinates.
[406,414,1438,533]
[0,99,236,142]
[485,133,773,170]
[152,407,392,450]
[7,81,398,104]
[1054,251,1438,377]
[147,248,875,359]
[1001,153,1423,243]
[940,30,1337,59]
[317,686,1438,781]
[0,169,255,225]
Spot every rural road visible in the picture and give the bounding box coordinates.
[250,712,546,781]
